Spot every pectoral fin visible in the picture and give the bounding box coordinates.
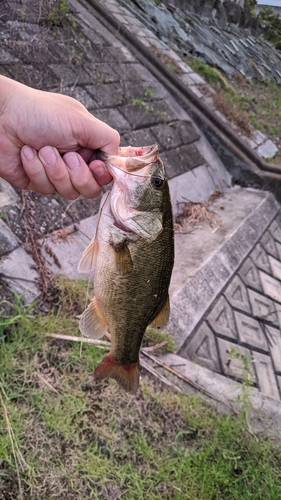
[78,237,98,273]
[114,246,133,274]
[149,295,170,329]
[79,297,108,339]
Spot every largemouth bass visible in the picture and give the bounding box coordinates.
[78,144,174,394]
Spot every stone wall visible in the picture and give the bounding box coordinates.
[161,0,261,33]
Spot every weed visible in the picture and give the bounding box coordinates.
[144,87,153,97]
[228,349,255,429]
[213,93,252,135]
[69,16,77,30]
[93,73,110,86]
[245,0,257,14]
[49,7,60,26]
[270,123,280,137]
[144,327,177,352]
[48,0,76,29]
[265,150,280,162]
[47,274,93,317]
[189,60,235,94]
[133,98,150,113]
[1,278,281,498]
[0,293,36,342]
[59,0,69,16]
[133,97,147,107]
[168,63,177,72]
[259,6,281,50]
[133,98,167,122]
[155,108,167,121]
[18,8,25,21]
[187,57,281,144]
[69,46,83,66]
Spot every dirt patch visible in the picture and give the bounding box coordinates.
[149,45,185,74]
[231,75,281,164]
[213,92,252,136]
[175,191,223,233]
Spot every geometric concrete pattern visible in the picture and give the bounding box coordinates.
[183,214,281,400]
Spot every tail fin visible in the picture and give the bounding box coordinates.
[94,354,139,394]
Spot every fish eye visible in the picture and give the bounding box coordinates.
[151,176,164,190]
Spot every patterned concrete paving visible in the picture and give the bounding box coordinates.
[181,212,281,400]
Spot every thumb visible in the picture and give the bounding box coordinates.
[76,112,120,155]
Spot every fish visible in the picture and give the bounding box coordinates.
[78,144,174,394]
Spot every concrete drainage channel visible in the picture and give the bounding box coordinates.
[1,0,281,432]
[82,0,281,200]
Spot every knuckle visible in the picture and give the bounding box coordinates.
[65,192,80,200]
[31,188,55,196]
[112,129,120,145]
[83,187,101,199]
[40,187,56,196]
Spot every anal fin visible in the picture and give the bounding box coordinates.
[149,295,170,329]
[94,353,139,394]
[79,297,108,339]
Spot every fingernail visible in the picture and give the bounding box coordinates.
[64,153,80,170]
[94,165,106,177]
[40,146,57,165]
[22,146,35,161]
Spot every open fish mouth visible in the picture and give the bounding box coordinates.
[96,144,159,173]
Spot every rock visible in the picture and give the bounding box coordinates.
[257,140,279,159]
[215,3,228,26]
[118,0,281,83]
[0,179,19,208]
[225,0,242,25]
[0,219,18,257]
[0,247,40,305]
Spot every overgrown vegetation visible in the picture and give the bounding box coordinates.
[260,6,281,50]
[1,278,281,499]
[245,0,281,50]
[188,59,252,135]
[187,57,281,161]
[41,0,76,29]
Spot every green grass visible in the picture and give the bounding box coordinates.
[1,278,281,499]
[188,59,235,92]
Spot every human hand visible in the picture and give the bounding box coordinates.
[0,76,120,199]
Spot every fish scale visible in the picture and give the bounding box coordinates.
[78,144,174,394]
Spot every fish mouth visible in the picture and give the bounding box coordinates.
[96,144,159,174]
[113,221,134,233]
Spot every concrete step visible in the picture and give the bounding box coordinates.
[168,186,281,401]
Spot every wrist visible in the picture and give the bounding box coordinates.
[0,75,18,110]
